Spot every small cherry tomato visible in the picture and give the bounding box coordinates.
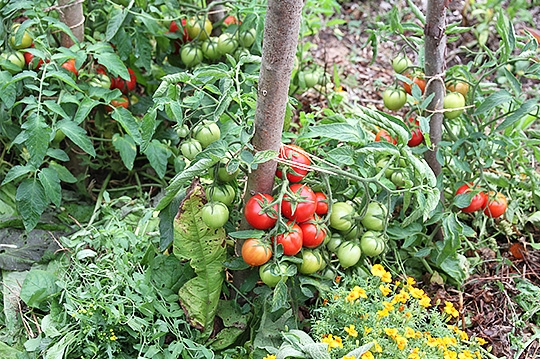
[455,183,488,213]
[273,221,303,256]
[245,193,279,230]
[315,192,328,215]
[483,191,507,218]
[375,129,397,145]
[242,238,272,266]
[382,88,407,111]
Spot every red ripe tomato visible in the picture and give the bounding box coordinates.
[455,183,487,213]
[242,238,272,266]
[24,51,44,70]
[113,68,137,94]
[315,192,328,215]
[276,144,310,183]
[403,73,425,95]
[281,184,317,223]
[61,59,78,76]
[245,193,279,230]
[406,118,424,147]
[273,221,303,256]
[169,18,192,54]
[223,15,241,25]
[375,129,397,145]
[483,191,508,218]
[105,96,129,113]
[300,215,327,248]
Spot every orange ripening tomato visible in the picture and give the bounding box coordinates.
[403,73,425,95]
[375,129,397,145]
[105,96,129,113]
[223,15,241,25]
[242,238,272,266]
[483,191,508,218]
[61,59,78,76]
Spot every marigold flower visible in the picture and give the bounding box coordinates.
[443,336,457,347]
[371,264,386,277]
[444,301,459,318]
[444,351,458,359]
[419,296,431,307]
[475,337,488,345]
[381,271,392,283]
[377,309,389,318]
[407,277,416,285]
[459,330,469,341]
[382,301,395,312]
[396,335,408,350]
[474,351,482,358]
[379,284,392,296]
[336,276,342,283]
[343,356,355,359]
[364,327,373,335]
[404,312,412,319]
[373,340,382,352]
[384,328,398,339]
[322,334,343,351]
[408,347,421,359]
[361,351,374,359]
[262,355,276,359]
[344,325,358,337]
[458,351,474,359]
[404,327,415,338]
[408,287,425,299]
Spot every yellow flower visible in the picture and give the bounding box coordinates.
[371,264,387,277]
[263,355,276,359]
[344,325,358,337]
[379,284,392,296]
[419,296,431,307]
[361,352,374,359]
[404,327,415,338]
[322,334,343,351]
[382,301,395,312]
[444,301,459,318]
[408,347,420,359]
[474,351,482,359]
[407,277,416,285]
[343,356,355,359]
[346,286,367,302]
[475,337,488,345]
[364,327,373,335]
[444,351,458,359]
[384,328,398,339]
[377,309,389,318]
[404,312,412,319]
[458,351,474,359]
[459,330,469,341]
[408,287,425,299]
[443,336,457,347]
[396,335,408,350]
[381,271,392,283]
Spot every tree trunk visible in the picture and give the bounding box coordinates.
[58,0,85,48]
[424,0,446,189]
[424,0,447,241]
[232,0,303,288]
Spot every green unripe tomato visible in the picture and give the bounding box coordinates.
[360,231,385,257]
[217,33,238,55]
[89,73,112,89]
[10,23,33,49]
[443,92,466,119]
[361,202,387,231]
[238,28,256,47]
[337,241,362,268]
[259,262,288,287]
[207,184,236,206]
[180,139,202,160]
[194,121,220,148]
[181,45,203,67]
[0,51,25,74]
[201,202,229,228]
[299,249,322,274]
[201,38,221,60]
[326,233,343,253]
[341,225,362,240]
[392,55,412,74]
[329,202,355,231]
[176,124,189,138]
[186,17,213,41]
[382,88,407,111]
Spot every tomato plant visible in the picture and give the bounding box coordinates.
[24,49,44,70]
[273,221,303,256]
[89,73,112,89]
[299,215,327,248]
[406,118,424,147]
[281,184,317,223]
[455,183,487,213]
[298,249,323,274]
[194,121,221,148]
[443,92,466,119]
[382,87,407,111]
[242,238,272,266]
[402,73,425,95]
[259,262,287,287]
[223,15,241,26]
[169,18,191,53]
[375,129,397,145]
[61,59,78,76]
[315,192,328,215]
[202,38,221,60]
[392,55,411,74]
[360,202,387,231]
[326,233,343,253]
[245,193,278,230]
[446,78,469,97]
[360,231,385,257]
[276,144,310,182]
[201,202,229,228]
[207,184,236,206]
[238,28,256,47]
[337,241,362,268]
[180,139,203,160]
[10,23,32,49]
[329,202,354,231]
[483,191,508,218]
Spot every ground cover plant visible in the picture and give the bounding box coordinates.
[1,0,540,358]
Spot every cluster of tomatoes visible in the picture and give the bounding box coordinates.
[455,183,508,218]
[377,54,470,147]
[167,14,256,68]
[240,145,390,287]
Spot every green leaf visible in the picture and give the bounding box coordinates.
[16,178,48,231]
[299,123,363,143]
[106,8,128,42]
[406,0,425,24]
[73,97,99,125]
[111,107,142,144]
[358,106,410,143]
[276,345,305,359]
[158,193,186,252]
[46,70,81,91]
[134,32,153,70]
[43,100,70,120]
[496,99,538,131]
[112,134,137,170]
[327,147,355,165]
[0,71,16,108]
[24,114,50,167]
[140,109,157,152]
[344,343,374,359]
[473,90,512,116]
[56,119,96,157]
[208,300,252,350]
[94,51,129,80]
[38,168,62,207]
[0,228,61,271]
[20,269,59,308]
[1,165,35,185]
[173,184,226,338]
[144,140,170,179]
[45,332,76,359]
[228,230,265,239]
[48,162,77,183]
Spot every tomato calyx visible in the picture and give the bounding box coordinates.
[245,193,279,230]
[281,184,317,223]
[272,221,303,256]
